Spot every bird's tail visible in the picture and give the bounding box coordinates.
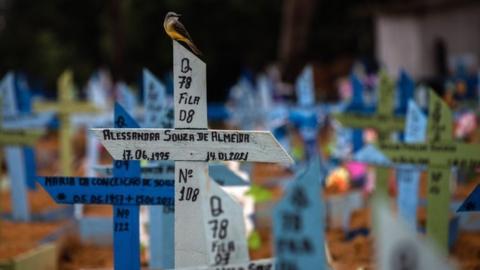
[184,39,202,56]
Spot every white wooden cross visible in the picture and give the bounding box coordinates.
[94,41,293,268]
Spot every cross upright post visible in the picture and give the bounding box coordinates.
[334,72,405,198]
[94,41,293,268]
[0,89,45,221]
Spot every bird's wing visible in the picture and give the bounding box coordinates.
[173,21,194,42]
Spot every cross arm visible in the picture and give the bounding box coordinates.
[92,128,294,164]
[37,176,174,205]
[379,142,480,168]
[333,113,404,133]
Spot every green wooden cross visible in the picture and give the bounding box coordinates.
[377,90,480,253]
[34,70,99,176]
[334,71,405,198]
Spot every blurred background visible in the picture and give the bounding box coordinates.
[1,0,476,103]
[1,1,480,269]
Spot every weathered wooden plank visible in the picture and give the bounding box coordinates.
[93,128,293,164]
[37,176,174,205]
[203,179,250,265]
[175,161,209,267]
[173,41,207,129]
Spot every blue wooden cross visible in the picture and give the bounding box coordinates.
[273,155,328,269]
[37,103,174,270]
[1,72,53,221]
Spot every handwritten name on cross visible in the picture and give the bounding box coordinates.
[94,41,293,268]
[34,70,99,176]
[38,104,174,270]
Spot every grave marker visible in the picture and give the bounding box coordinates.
[0,74,47,221]
[38,103,174,270]
[334,72,405,198]
[9,73,54,190]
[291,65,320,160]
[142,68,252,269]
[94,159,250,268]
[34,70,99,176]
[141,69,172,269]
[273,156,328,269]
[0,127,44,221]
[396,100,426,230]
[94,41,292,268]
[357,90,480,253]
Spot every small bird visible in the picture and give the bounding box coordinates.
[164,12,202,56]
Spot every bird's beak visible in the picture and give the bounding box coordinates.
[176,14,182,17]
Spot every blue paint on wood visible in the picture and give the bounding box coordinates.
[396,70,415,115]
[353,144,392,165]
[24,147,37,190]
[289,108,319,160]
[295,66,315,107]
[397,100,426,230]
[5,147,30,221]
[14,73,39,190]
[36,175,173,205]
[36,103,174,270]
[291,66,321,159]
[273,156,328,269]
[79,216,113,245]
[209,163,249,186]
[458,185,480,212]
[149,201,175,269]
[346,74,368,151]
[142,69,175,270]
[2,73,31,220]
